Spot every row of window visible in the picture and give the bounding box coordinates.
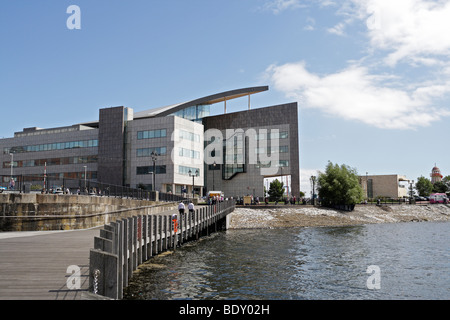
[136,165,167,175]
[3,155,98,169]
[179,129,200,143]
[255,160,289,168]
[254,146,289,154]
[136,147,167,157]
[255,131,289,140]
[137,129,167,140]
[136,165,202,176]
[3,139,98,154]
[179,147,200,159]
[178,165,200,176]
[3,171,97,183]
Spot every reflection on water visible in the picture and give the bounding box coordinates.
[123,222,450,300]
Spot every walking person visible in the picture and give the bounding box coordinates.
[188,201,195,214]
[178,201,185,215]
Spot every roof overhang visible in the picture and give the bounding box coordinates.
[134,86,269,119]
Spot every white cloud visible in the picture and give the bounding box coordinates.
[266,61,450,129]
[327,22,347,35]
[346,0,450,66]
[262,0,305,14]
[304,17,316,31]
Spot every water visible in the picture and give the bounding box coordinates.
[123,221,450,300]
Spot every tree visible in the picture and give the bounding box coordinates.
[415,176,433,196]
[268,179,284,202]
[317,161,363,207]
[432,181,448,193]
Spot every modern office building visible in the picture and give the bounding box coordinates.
[0,86,300,198]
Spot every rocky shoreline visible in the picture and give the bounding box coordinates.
[228,204,450,229]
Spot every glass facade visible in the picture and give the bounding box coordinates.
[136,165,167,175]
[179,147,200,159]
[4,171,97,182]
[171,105,210,122]
[136,147,167,157]
[255,131,289,140]
[223,132,245,180]
[3,155,97,168]
[178,165,200,175]
[179,129,200,142]
[137,129,166,140]
[3,139,98,154]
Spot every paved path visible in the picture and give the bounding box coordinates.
[0,228,100,300]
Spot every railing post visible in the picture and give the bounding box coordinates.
[89,249,118,299]
[122,218,128,289]
[137,215,143,265]
[148,214,153,257]
[127,217,134,280]
[142,214,148,261]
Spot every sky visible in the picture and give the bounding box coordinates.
[1,0,449,196]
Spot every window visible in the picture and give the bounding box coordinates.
[136,165,167,175]
[136,147,167,157]
[179,147,200,159]
[179,130,200,142]
[178,166,200,175]
[5,139,98,154]
[137,129,167,140]
[278,160,289,167]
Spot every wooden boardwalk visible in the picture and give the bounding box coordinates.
[0,228,100,300]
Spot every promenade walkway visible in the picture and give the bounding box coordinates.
[0,228,100,300]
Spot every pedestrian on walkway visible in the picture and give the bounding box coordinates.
[188,201,194,214]
[178,201,185,215]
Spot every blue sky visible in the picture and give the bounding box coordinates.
[1,0,449,195]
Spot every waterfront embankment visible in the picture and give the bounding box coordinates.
[228,204,450,229]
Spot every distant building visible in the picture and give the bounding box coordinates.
[430,164,443,184]
[359,174,410,199]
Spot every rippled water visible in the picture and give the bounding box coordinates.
[123,221,450,300]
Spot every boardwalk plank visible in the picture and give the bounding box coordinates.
[0,228,100,300]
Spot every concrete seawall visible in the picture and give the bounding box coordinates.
[0,193,176,231]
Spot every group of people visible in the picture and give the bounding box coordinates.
[178,201,195,215]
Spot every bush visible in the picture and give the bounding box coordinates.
[318,161,364,207]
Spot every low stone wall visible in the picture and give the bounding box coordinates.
[0,193,177,231]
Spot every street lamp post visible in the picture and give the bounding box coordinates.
[151,151,158,192]
[310,175,316,205]
[213,161,216,190]
[366,172,368,199]
[83,166,87,192]
[9,153,13,189]
[189,169,199,199]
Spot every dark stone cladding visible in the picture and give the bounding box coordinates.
[202,102,300,197]
[97,106,126,186]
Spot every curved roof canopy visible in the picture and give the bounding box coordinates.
[133,86,268,119]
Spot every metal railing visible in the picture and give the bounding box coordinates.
[87,200,236,299]
[0,174,185,202]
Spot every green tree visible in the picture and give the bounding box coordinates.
[317,161,363,207]
[415,176,433,196]
[268,179,284,202]
[432,181,448,193]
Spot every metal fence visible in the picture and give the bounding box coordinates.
[87,200,236,299]
[0,174,185,202]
